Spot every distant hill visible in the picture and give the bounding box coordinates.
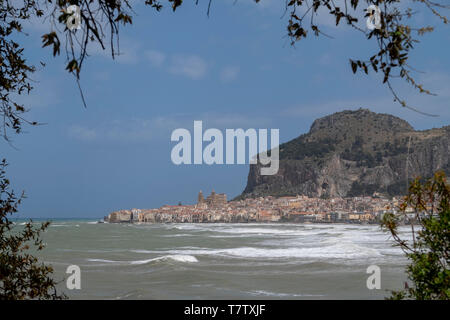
[239,108,450,199]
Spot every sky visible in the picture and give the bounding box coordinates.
[3,0,450,218]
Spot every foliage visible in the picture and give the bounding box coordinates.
[280,136,337,160]
[381,171,450,299]
[0,0,40,141]
[1,0,449,300]
[284,0,449,114]
[1,1,449,139]
[0,0,170,139]
[0,159,65,300]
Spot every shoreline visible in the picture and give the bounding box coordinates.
[105,193,415,225]
[104,220,416,226]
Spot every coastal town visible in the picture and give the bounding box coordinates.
[105,190,414,224]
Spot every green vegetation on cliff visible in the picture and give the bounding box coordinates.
[241,109,450,199]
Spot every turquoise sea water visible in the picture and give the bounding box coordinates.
[14,219,410,299]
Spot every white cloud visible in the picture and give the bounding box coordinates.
[11,72,62,109]
[68,111,272,143]
[197,112,270,129]
[23,15,52,33]
[68,125,97,141]
[113,40,141,64]
[145,50,166,67]
[87,37,140,64]
[169,55,208,80]
[68,116,180,143]
[220,66,240,82]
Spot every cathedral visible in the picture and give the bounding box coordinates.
[197,190,227,208]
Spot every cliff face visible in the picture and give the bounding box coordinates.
[240,109,450,199]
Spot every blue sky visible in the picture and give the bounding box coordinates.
[3,0,450,218]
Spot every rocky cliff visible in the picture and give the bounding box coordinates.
[239,109,450,199]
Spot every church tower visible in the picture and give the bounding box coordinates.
[198,190,205,204]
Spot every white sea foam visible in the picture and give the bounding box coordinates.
[182,224,387,240]
[50,224,80,227]
[87,258,117,263]
[130,249,156,254]
[212,227,311,236]
[166,242,383,260]
[87,255,198,265]
[85,223,411,267]
[130,255,198,264]
[249,290,325,297]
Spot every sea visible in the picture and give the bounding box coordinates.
[13,219,411,299]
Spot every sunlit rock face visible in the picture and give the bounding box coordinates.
[240,109,450,199]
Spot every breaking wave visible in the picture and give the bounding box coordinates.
[87,254,198,266]
[132,255,198,264]
[248,290,325,298]
[165,242,384,260]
